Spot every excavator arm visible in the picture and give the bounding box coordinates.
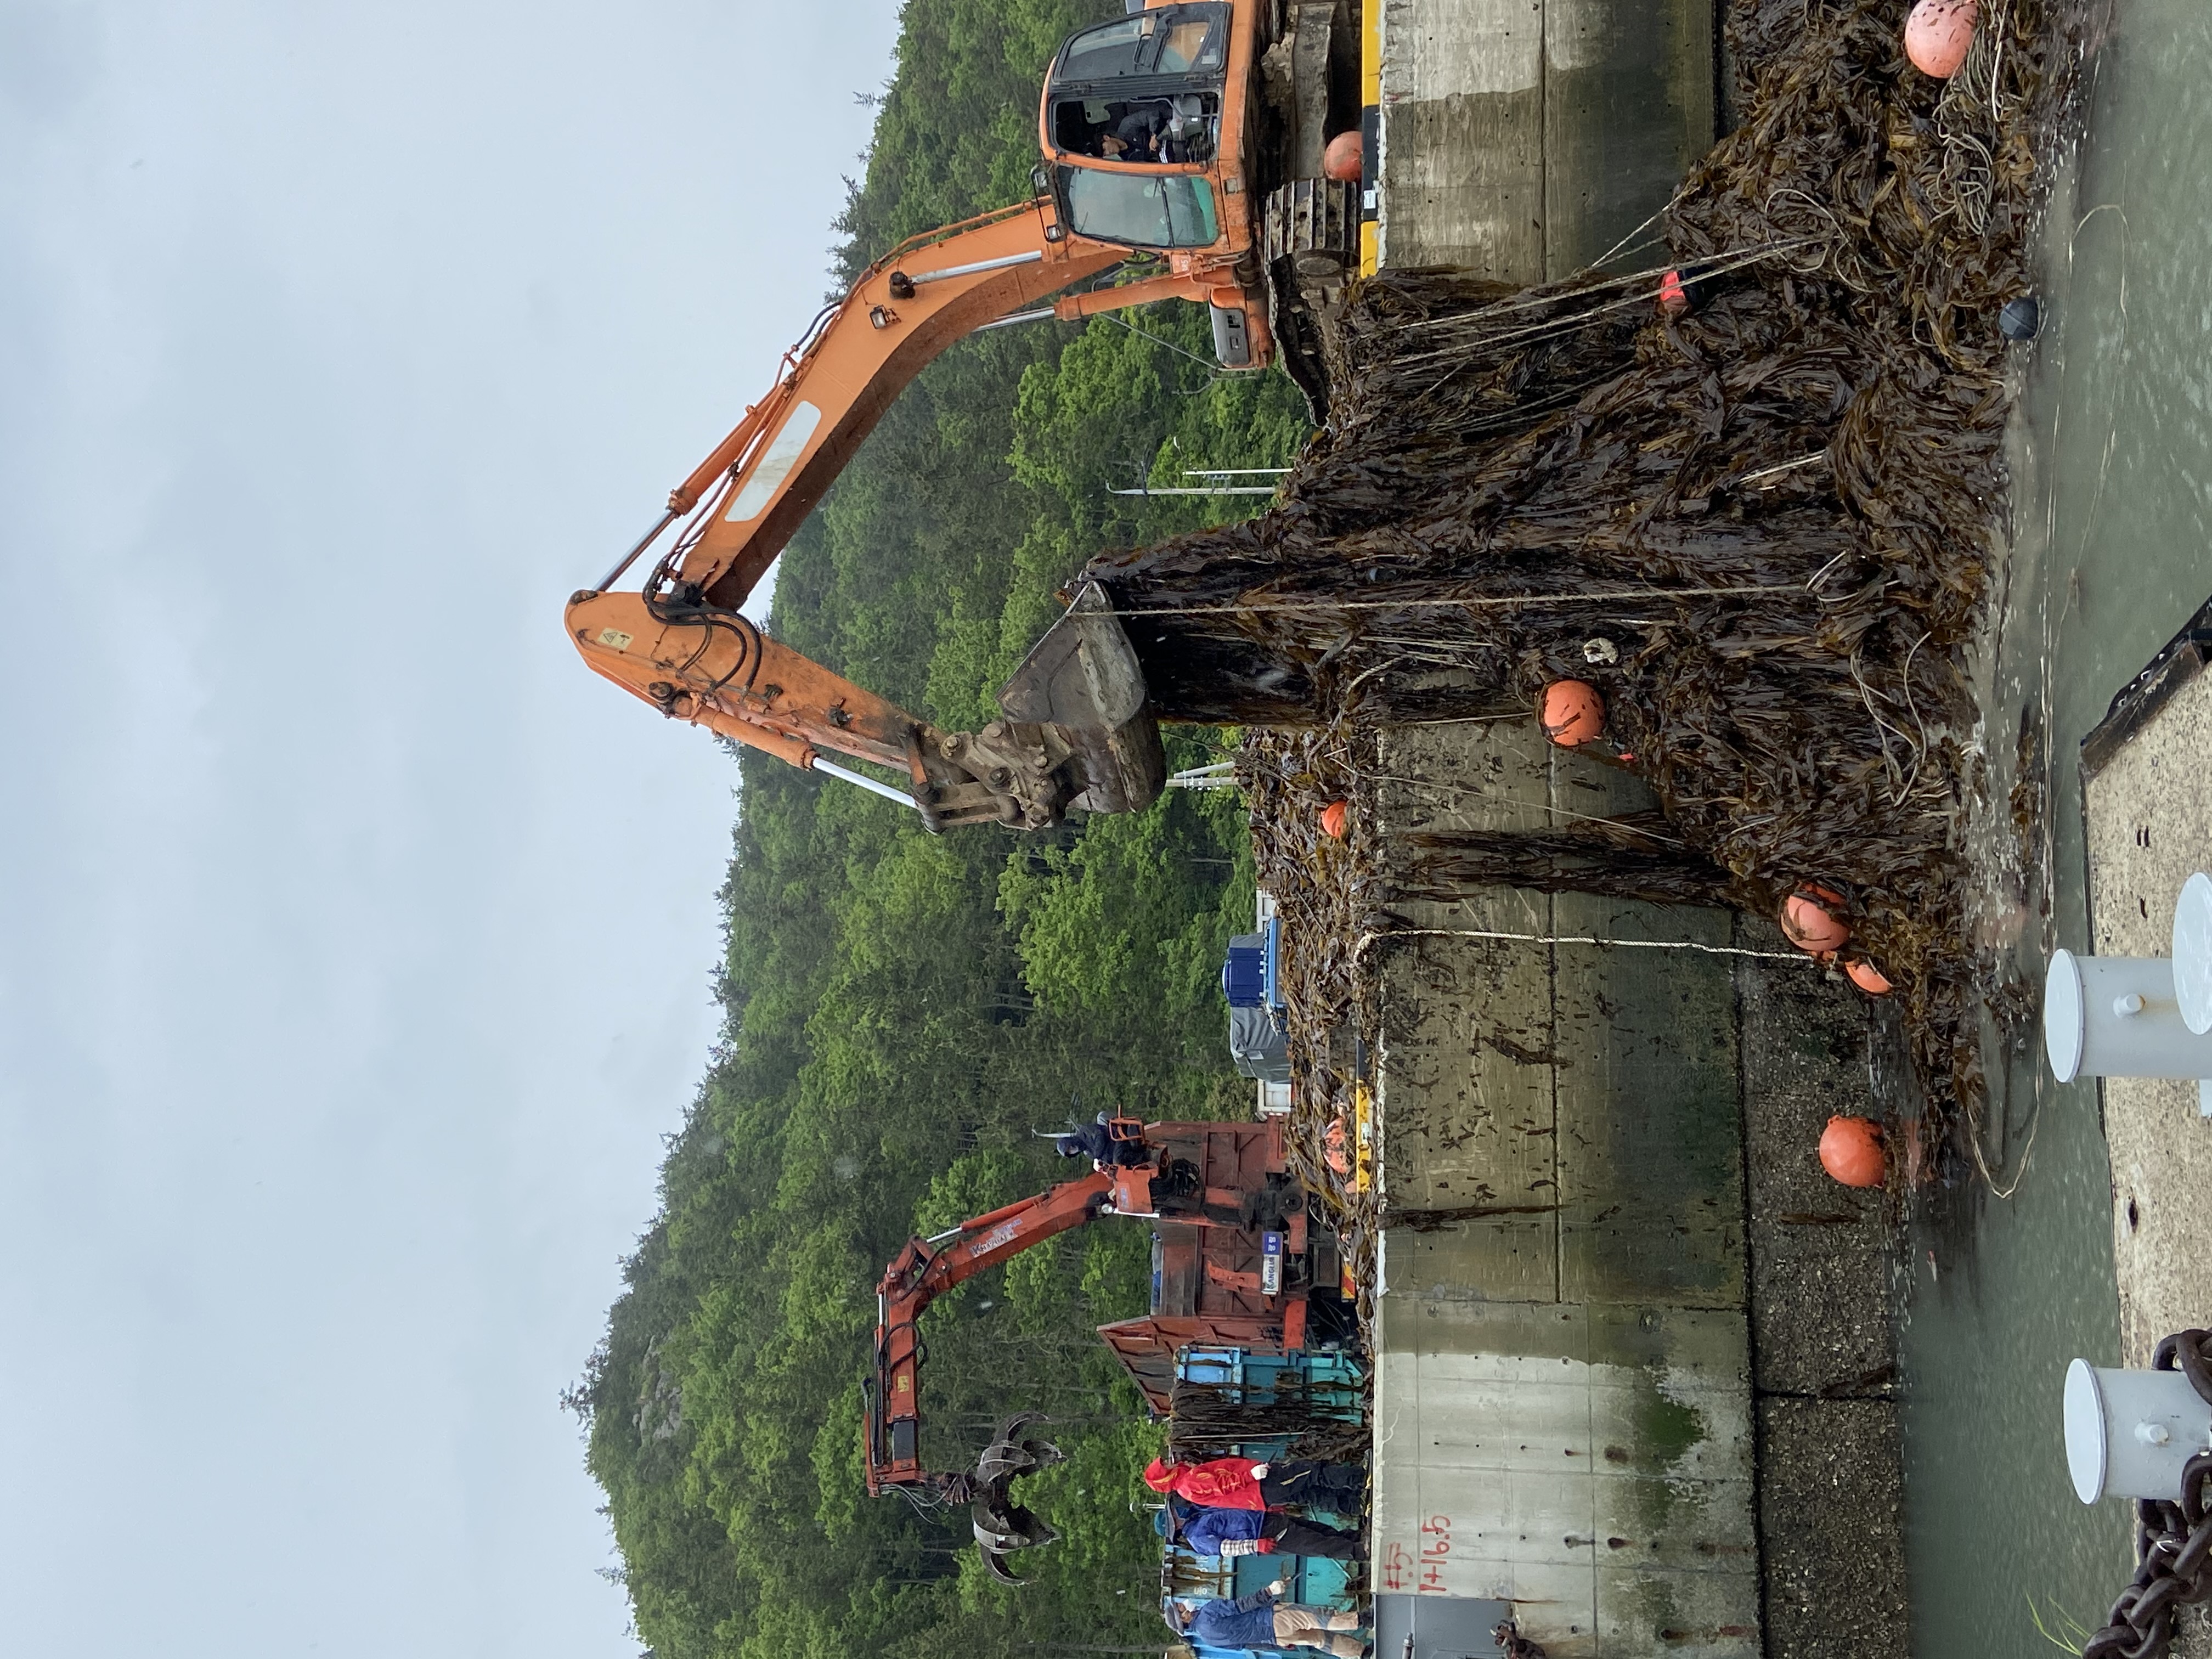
[866,1156,1158,1498]
[566,198,1220,830]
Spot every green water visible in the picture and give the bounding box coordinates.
[1899,6,2212,1651]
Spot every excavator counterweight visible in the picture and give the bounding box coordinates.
[569,1,1283,830]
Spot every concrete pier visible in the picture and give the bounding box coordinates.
[2082,602,2212,1373]
[1360,719,1907,1658]
[1348,10,1907,1649]
[1374,0,1717,280]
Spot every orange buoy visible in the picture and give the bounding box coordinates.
[1540,680,1606,747]
[1819,1115,1887,1188]
[1322,131,1363,182]
[1779,885,1852,954]
[1320,799,1350,839]
[1904,0,1977,77]
[1658,269,1690,315]
[1324,1118,1352,1177]
[1846,958,1893,997]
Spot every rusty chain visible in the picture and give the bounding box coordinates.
[2084,1330,2212,1659]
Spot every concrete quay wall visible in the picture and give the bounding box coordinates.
[1374,0,1717,281]
[1361,720,1906,1658]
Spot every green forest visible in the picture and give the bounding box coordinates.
[573,4,1310,1656]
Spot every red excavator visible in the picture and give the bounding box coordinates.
[863,1116,1344,1578]
[565,0,1358,832]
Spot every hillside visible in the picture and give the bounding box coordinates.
[572,4,1311,1656]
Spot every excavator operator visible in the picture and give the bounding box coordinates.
[1097,100,1176,162]
[1051,1111,1151,1167]
[1045,1116,1297,1231]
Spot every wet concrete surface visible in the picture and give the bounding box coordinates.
[1737,936,1909,1659]
[1361,713,1918,1652]
[1896,2,2212,1651]
[2085,656,2212,1371]
[1754,1400,1909,1659]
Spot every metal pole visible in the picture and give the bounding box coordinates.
[1109,486,1278,496]
[905,250,1046,286]
[813,757,922,811]
[1166,762,1239,790]
[594,506,680,592]
[978,307,1059,331]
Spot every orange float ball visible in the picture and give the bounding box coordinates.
[1846,958,1893,997]
[1320,799,1350,839]
[1540,680,1606,747]
[1324,1118,1352,1177]
[1322,131,1363,182]
[1819,1115,1887,1188]
[1904,0,1977,78]
[1779,885,1852,954]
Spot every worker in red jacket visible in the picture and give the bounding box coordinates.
[1142,1453,1367,1514]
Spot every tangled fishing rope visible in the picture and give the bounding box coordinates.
[2084,1330,2212,1659]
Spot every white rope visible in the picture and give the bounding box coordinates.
[1353,926,1813,962]
[1108,582,1811,619]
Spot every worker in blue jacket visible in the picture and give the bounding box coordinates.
[1167,1497,1365,1561]
[1174,1582,1366,1656]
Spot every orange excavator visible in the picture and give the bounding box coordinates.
[863,1116,1335,1579]
[566,1,1304,832]
[864,1150,1138,1581]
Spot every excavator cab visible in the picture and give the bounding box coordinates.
[1045,6,1231,168]
[1040,1,1258,368]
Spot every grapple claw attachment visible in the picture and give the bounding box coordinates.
[970,1413,1065,1584]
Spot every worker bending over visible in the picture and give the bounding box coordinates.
[1174,1582,1366,1658]
[1143,1453,1367,1515]
[1050,1111,1149,1168]
[1164,1495,1365,1561]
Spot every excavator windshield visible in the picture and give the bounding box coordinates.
[1053,5,1226,82]
[1056,163,1220,247]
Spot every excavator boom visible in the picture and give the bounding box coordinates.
[867,1162,1136,1497]
[568,0,1278,831]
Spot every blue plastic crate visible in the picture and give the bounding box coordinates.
[1221,943,1266,1008]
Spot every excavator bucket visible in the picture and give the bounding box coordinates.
[969,1413,1066,1584]
[998,582,1166,817]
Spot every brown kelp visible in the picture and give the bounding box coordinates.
[1083,0,2087,1206]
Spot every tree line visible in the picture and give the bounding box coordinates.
[573,3,1308,1656]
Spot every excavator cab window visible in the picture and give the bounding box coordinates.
[1052,93,1222,166]
[1056,163,1220,249]
[1054,5,1226,84]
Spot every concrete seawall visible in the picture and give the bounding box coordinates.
[1358,719,1907,1657]
[1375,0,1716,281]
[1350,8,1906,1651]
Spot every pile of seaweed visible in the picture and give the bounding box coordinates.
[1087,0,2087,1212]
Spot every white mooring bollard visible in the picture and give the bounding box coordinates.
[2171,872,2212,1037]
[2043,950,2212,1116]
[2064,1358,2212,1503]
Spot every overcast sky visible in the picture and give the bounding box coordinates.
[0,2,899,1653]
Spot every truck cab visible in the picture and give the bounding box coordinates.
[1037,2,1267,366]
